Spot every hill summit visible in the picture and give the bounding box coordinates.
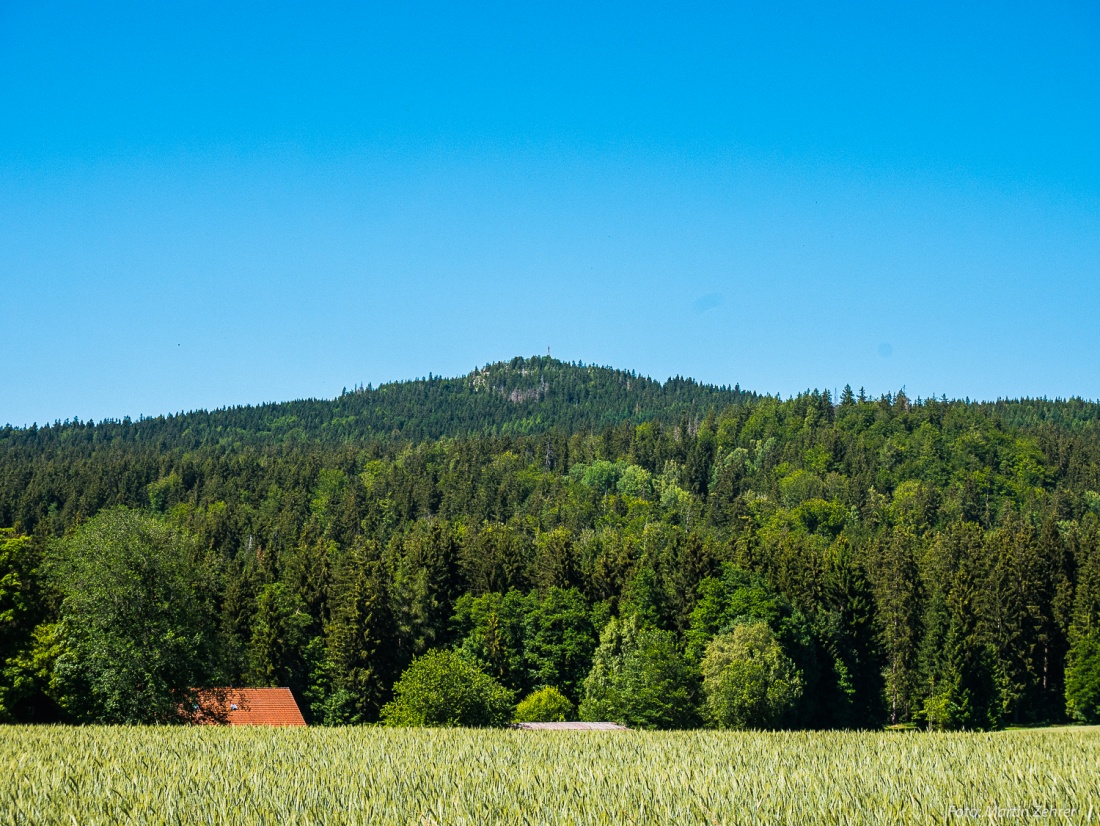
[2,356,753,448]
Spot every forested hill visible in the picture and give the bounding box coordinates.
[1,356,753,449]
[3,355,1100,731]
[5,353,1099,454]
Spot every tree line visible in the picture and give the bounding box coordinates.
[1,358,1099,727]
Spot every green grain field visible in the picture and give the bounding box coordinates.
[2,727,1097,825]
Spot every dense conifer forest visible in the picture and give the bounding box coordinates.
[2,356,1100,728]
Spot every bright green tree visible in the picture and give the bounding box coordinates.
[701,621,803,729]
[381,649,513,727]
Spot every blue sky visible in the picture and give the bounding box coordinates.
[2,1,1098,426]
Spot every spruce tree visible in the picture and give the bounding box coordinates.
[324,539,399,723]
[869,527,921,724]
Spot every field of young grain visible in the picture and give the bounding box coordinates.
[1,726,1096,824]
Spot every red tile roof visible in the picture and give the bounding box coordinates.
[192,688,307,726]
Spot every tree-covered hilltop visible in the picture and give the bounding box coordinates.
[2,357,1100,728]
[0,356,753,452]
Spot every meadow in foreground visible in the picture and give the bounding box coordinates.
[1,726,1097,825]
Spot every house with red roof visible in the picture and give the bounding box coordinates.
[191,687,306,726]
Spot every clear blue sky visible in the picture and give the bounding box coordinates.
[2,1,1098,426]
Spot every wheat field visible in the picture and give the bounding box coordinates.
[1,726,1097,824]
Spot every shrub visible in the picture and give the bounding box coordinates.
[514,687,575,722]
[381,649,514,727]
[701,621,803,729]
